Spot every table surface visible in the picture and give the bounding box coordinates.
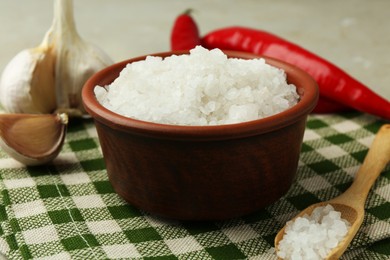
[0,1,389,259]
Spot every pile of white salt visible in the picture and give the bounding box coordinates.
[95,46,299,126]
[277,204,350,260]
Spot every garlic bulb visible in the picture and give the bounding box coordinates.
[0,113,68,166]
[0,0,113,116]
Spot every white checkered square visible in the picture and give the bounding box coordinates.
[144,215,179,228]
[103,244,141,258]
[0,237,10,254]
[303,129,321,141]
[363,221,390,240]
[357,135,375,148]
[344,165,360,178]
[0,158,24,168]
[299,175,332,192]
[375,184,390,201]
[87,220,122,234]
[332,120,361,133]
[317,145,348,159]
[222,225,259,243]
[60,172,91,185]
[165,236,203,254]
[52,152,78,164]
[4,177,35,189]
[22,226,59,244]
[298,160,305,167]
[13,200,46,218]
[86,125,99,138]
[72,195,105,208]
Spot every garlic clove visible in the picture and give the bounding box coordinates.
[54,40,114,114]
[0,47,57,114]
[51,0,113,114]
[0,0,113,116]
[0,113,68,166]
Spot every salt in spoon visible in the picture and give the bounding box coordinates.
[0,113,68,166]
[274,124,390,259]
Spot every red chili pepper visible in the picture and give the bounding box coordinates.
[170,9,201,51]
[201,27,390,120]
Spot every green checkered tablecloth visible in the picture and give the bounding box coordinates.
[0,112,389,260]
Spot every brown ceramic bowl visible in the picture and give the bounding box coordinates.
[82,50,318,221]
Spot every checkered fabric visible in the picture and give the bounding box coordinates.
[0,112,389,260]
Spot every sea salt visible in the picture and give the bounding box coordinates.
[95,46,299,126]
[277,204,350,260]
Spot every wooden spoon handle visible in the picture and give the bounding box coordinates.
[340,124,390,205]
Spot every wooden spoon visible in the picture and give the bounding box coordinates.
[274,124,390,259]
[0,113,68,166]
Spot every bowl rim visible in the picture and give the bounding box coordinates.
[82,50,319,141]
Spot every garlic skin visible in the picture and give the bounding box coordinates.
[0,113,68,166]
[0,47,56,114]
[0,0,113,116]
